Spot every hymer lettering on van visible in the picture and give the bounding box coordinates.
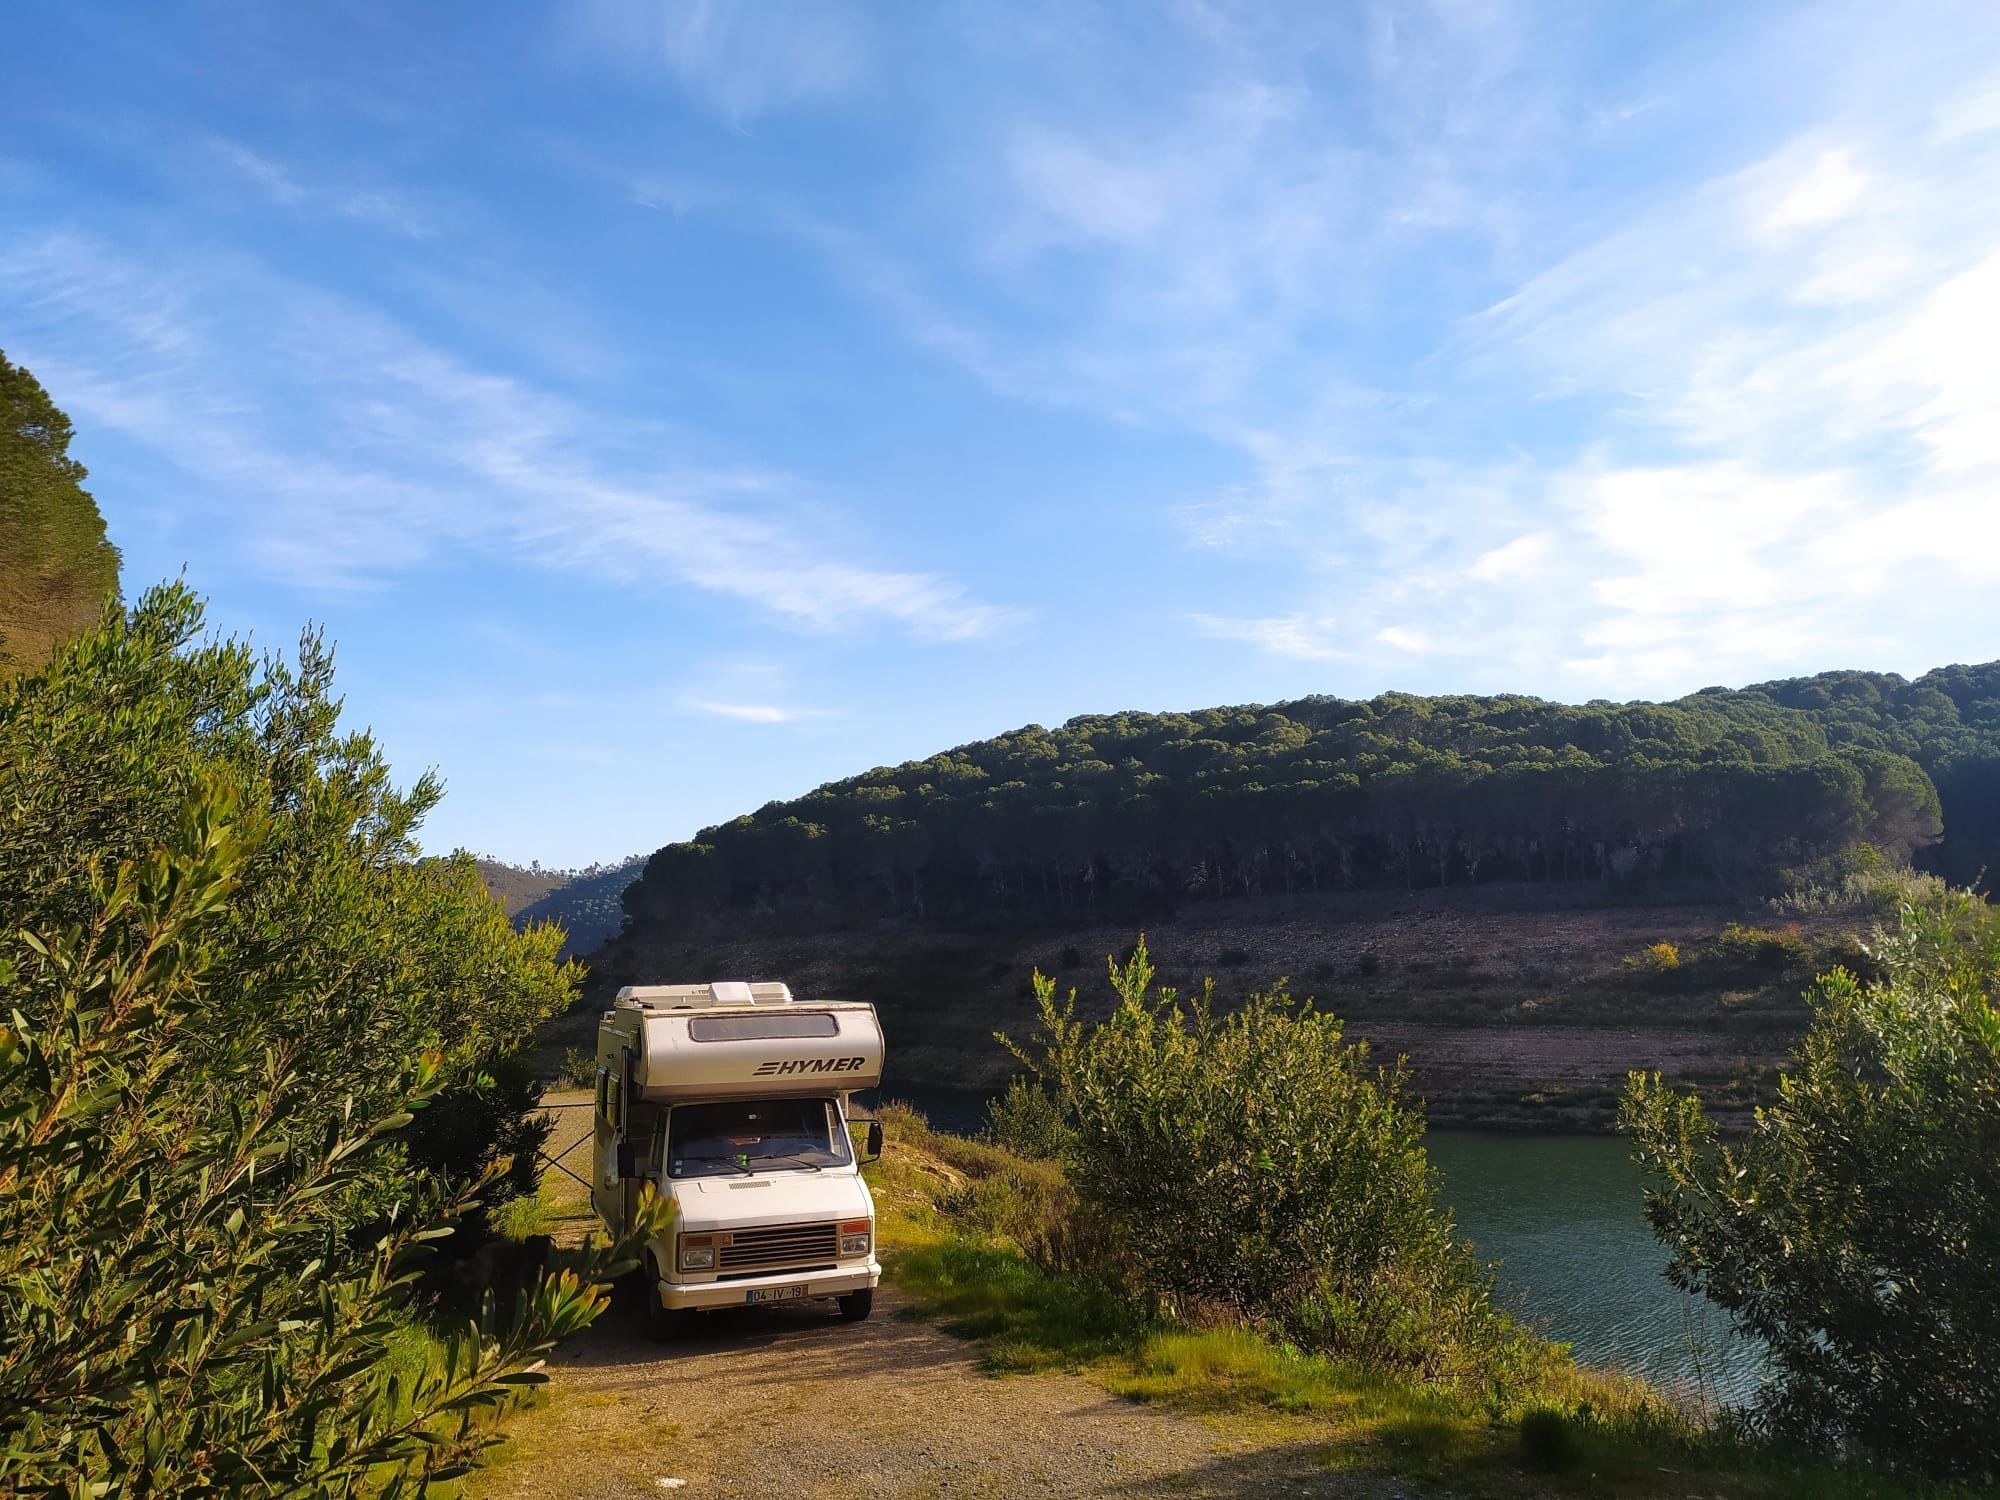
[751,1056,868,1077]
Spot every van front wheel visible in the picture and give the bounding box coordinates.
[836,1289,873,1323]
[642,1258,697,1340]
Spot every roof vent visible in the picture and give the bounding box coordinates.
[615,980,797,1009]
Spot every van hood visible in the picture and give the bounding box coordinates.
[670,1171,872,1233]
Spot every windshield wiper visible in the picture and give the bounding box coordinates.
[681,1155,754,1176]
[756,1153,827,1172]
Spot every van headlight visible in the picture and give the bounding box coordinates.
[839,1219,872,1257]
[679,1236,716,1270]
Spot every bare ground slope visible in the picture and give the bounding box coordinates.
[564,885,1855,1129]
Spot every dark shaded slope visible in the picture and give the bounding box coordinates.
[474,859,565,919]
[516,856,644,958]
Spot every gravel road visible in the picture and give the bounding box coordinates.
[466,1288,1403,1500]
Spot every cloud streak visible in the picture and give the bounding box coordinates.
[566,0,868,125]
[0,230,1009,641]
[768,7,2000,695]
[685,699,823,724]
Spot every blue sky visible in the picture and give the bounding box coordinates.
[7,1,2000,866]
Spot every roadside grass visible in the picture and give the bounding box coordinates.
[869,1103,1977,1500]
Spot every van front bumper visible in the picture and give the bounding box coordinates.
[661,1258,880,1312]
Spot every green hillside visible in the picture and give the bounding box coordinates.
[478,854,646,957]
[619,668,2000,938]
[0,351,121,677]
[473,857,566,919]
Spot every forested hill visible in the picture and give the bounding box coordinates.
[617,665,2000,937]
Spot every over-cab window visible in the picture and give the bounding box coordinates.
[688,1012,838,1042]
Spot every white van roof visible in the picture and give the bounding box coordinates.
[615,981,794,1009]
[626,1000,884,1100]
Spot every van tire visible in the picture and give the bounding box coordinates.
[837,1289,874,1323]
[641,1257,695,1340]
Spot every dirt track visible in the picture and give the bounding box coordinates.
[465,1285,1405,1500]
[488,1093,1394,1496]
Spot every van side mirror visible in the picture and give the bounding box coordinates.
[616,1141,638,1178]
[863,1120,883,1162]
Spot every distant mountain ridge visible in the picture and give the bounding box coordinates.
[477,855,646,958]
[614,663,2000,941]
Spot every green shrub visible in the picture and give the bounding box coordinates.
[1769,846,1947,918]
[0,587,651,1491]
[0,780,667,1491]
[0,584,577,1221]
[1712,921,1808,970]
[1624,890,2000,1481]
[1627,940,1681,973]
[985,1075,1072,1161]
[1005,940,1533,1388]
[0,350,122,678]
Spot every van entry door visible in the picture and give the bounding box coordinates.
[589,1051,628,1231]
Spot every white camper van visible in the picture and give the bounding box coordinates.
[591,980,885,1336]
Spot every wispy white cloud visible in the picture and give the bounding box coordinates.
[1154,50,2000,693]
[0,230,1009,641]
[685,699,823,724]
[566,0,867,125]
[1376,625,1438,654]
[1763,148,1870,235]
[208,137,435,237]
[1191,612,1351,662]
[1467,532,1552,583]
[693,6,1994,696]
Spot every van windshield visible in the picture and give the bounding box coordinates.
[666,1098,852,1178]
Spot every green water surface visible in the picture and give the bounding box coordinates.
[1427,1129,1762,1404]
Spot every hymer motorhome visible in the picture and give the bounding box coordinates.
[591,980,885,1335]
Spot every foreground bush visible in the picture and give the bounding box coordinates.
[1005,942,1539,1389]
[0,584,571,1218]
[1624,892,2000,1480]
[0,587,644,1492]
[0,781,667,1492]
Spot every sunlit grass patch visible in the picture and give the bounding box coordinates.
[892,1239,1139,1370]
[490,1193,557,1242]
[1114,1328,1499,1479]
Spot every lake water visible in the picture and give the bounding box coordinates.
[1426,1130,1761,1406]
[869,1087,1763,1407]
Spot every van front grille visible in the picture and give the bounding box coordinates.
[718,1220,839,1274]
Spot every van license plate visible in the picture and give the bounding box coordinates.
[745,1284,807,1304]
